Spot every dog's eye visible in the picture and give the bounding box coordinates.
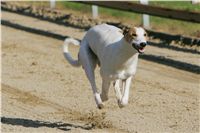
[144,33,147,36]
[132,33,137,37]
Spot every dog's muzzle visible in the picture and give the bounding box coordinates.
[132,42,147,54]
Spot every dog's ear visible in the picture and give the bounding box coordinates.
[123,27,137,43]
[122,27,130,36]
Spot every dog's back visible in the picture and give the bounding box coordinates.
[83,24,123,59]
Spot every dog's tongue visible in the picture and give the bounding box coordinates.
[139,47,145,53]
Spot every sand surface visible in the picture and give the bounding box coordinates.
[1,11,199,133]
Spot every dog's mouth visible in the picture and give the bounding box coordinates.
[132,43,146,54]
[138,47,145,53]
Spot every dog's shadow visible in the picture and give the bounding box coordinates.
[1,117,93,131]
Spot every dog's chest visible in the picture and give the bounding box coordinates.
[117,60,138,78]
[101,56,138,80]
[116,69,135,79]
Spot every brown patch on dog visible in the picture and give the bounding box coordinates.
[123,27,137,43]
[143,31,149,41]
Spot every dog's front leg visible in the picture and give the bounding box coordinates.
[114,79,123,104]
[119,77,132,108]
[100,79,111,102]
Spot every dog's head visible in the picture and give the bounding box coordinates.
[123,27,148,53]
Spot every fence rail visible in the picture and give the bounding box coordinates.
[78,1,200,23]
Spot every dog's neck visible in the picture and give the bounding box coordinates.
[112,37,139,66]
[120,37,139,56]
[105,37,139,74]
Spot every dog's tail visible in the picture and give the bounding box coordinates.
[63,38,81,67]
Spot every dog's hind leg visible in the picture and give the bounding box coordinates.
[79,43,103,109]
[100,79,111,102]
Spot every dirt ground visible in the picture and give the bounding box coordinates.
[1,11,200,133]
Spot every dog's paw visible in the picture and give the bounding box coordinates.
[94,93,104,109]
[117,100,127,108]
[117,100,124,108]
[97,103,104,109]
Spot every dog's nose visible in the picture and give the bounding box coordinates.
[140,42,147,47]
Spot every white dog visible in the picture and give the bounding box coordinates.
[63,24,147,109]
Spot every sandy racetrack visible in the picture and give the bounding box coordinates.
[1,11,200,133]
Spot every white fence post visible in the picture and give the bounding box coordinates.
[50,0,56,9]
[140,0,150,28]
[92,5,98,19]
[192,0,200,4]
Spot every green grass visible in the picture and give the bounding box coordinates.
[149,1,200,12]
[62,2,91,12]
[99,7,142,25]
